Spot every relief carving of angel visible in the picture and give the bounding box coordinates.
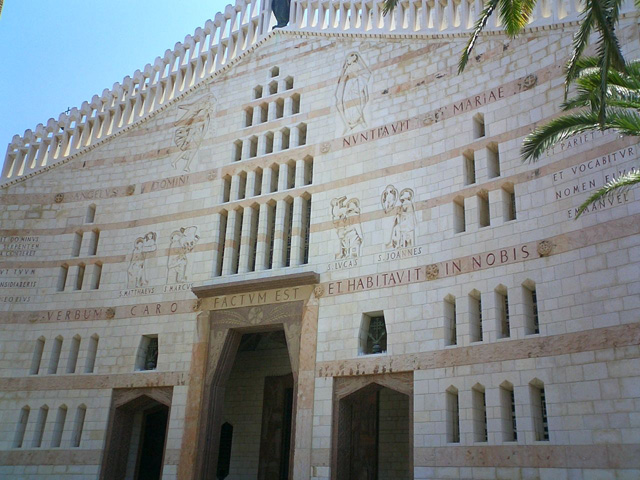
[335,52,371,133]
[172,94,215,172]
[381,185,416,249]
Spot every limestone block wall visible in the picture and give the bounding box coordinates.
[0,9,638,480]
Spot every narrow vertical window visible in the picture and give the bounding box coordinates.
[304,156,313,185]
[233,140,242,162]
[463,150,476,185]
[71,405,86,448]
[71,232,83,257]
[302,196,312,265]
[232,210,243,274]
[472,385,487,442]
[244,106,253,127]
[266,203,276,270]
[287,161,296,189]
[248,205,259,272]
[444,295,457,346]
[51,405,67,448]
[90,263,102,290]
[275,98,284,118]
[32,405,49,448]
[30,337,45,375]
[88,230,100,255]
[523,281,539,335]
[265,132,274,154]
[281,128,290,150]
[298,123,307,146]
[215,213,228,277]
[253,85,263,99]
[359,313,387,355]
[85,204,96,223]
[254,168,263,196]
[13,406,30,448]
[496,286,510,339]
[503,185,516,221]
[478,192,490,227]
[57,265,68,292]
[473,113,485,138]
[269,79,278,95]
[249,136,258,158]
[222,175,231,203]
[48,336,63,374]
[85,335,99,373]
[530,380,549,441]
[284,199,294,267]
[446,387,460,443]
[470,291,483,342]
[500,382,517,442]
[292,93,301,114]
[66,335,81,374]
[453,197,466,233]
[285,76,294,90]
[238,172,247,200]
[75,264,85,290]
[260,103,268,123]
[487,143,501,178]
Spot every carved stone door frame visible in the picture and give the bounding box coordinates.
[331,372,414,480]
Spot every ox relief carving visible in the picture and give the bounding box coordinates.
[172,94,215,172]
[127,232,157,288]
[336,52,371,133]
[331,196,363,261]
[376,185,422,263]
[167,226,200,284]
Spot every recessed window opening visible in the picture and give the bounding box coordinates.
[530,380,549,441]
[487,143,501,178]
[254,168,263,196]
[292,94,301,114]
[51,405,68,448]
[135,335,159,371]
[500,382,517,441]
[270,66,280,77]
[453,197,466,233]
[496,286,510,338]
[446,387,460,443]
[281,128,290,150]
[473,113,485,138]
[30,337,45,375]
[244,107,254,127]
[233,140,242,162]
[304,156,313,185]
[91,263,102,290]
[71,405,86,448]
[222,175,231,203]
[253,85,263,99]
[238,172,247,200]
[523,281,540,335]
[503,185,516,221]
[472,385,488,442]
[478,191,490,227]
[13,406,30,448]
[85,335,99,373]
[297,123,307,146]
[66,335,81,374]
[302,196,312,264]
[275,98,284,119]
[57,265,68,292]
[285,76,294,90]
[265,132,274,154]
[360,312,387,355]
[269,80,278,95]
[266,202,276,270]
[260,103,268,123]
[48,336,63,374]
[32,405,49,448]
[71,232,83,257]
[85,204,96,223]
[88,230,100,255]
[233,210,243,274]
[469,290,483,342]
[463,150,476,185]
[249,136,258,158]
[284,200,294,267]
[444,295,457,346]
[215,213,228,277]
[75,264,85,290]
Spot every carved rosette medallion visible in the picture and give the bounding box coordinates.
[248,307,264,325]
[537,240,553,257]
[126,185,136,195]
[193,299,202,311]
[313,284,325,298]
[207,171,216,181]
[320,142,331,154]
[521,74,538,91]
[105,307,116,319]
[54,193,64,203]
[425,263,439,280]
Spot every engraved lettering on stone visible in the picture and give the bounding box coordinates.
[331,196,363,259]
[127,232,157,288]
[172,94,215,172]
[381,185,416,249]
[336,52,371,133]
[0,236,40,258]
[167,226,200,284]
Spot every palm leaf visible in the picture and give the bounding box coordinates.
[382,0,398,16]
[575,170,640,218]
[458,0,500,73]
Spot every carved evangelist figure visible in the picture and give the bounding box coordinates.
[167,226,200,284]
[331,196,363,259]
[172,94,215,172]
[127,232,157,288]
[381,185,416,249]
[335,52,371,133]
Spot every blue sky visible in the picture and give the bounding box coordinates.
[0,0,228,152]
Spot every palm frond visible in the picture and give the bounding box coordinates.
[521,111,602,162]
[575,169,640,218]
[499,0,536,36]
[382,0,398,16]
[458,0,500,73]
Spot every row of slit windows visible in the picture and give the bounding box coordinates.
[244,93,300,127]
[57,262,102,292]
[70,229,100,257]
[252,69,293,100]
[214,196,312,276]
[232,124,307,162]
[453,185,516,233]
[13,404,86,449]
[444,281,539,346]
[30,335,99,375]
[446,380,549,443]
[222,157,313,203]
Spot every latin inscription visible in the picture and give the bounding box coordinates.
[0,236,40,257]
[375,246,423,263]
[452,87,505,114]
[141,174,190,193]
[210,287,302,310]
[0,268,37,288]
[0,295,31,303]
[342,120,410,148]
[45,308,105,321]
[119,282,193,297]
[65,188,120,202]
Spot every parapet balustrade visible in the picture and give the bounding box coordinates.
[2,0,634,186]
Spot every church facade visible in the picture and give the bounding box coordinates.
[1,0,640,478]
